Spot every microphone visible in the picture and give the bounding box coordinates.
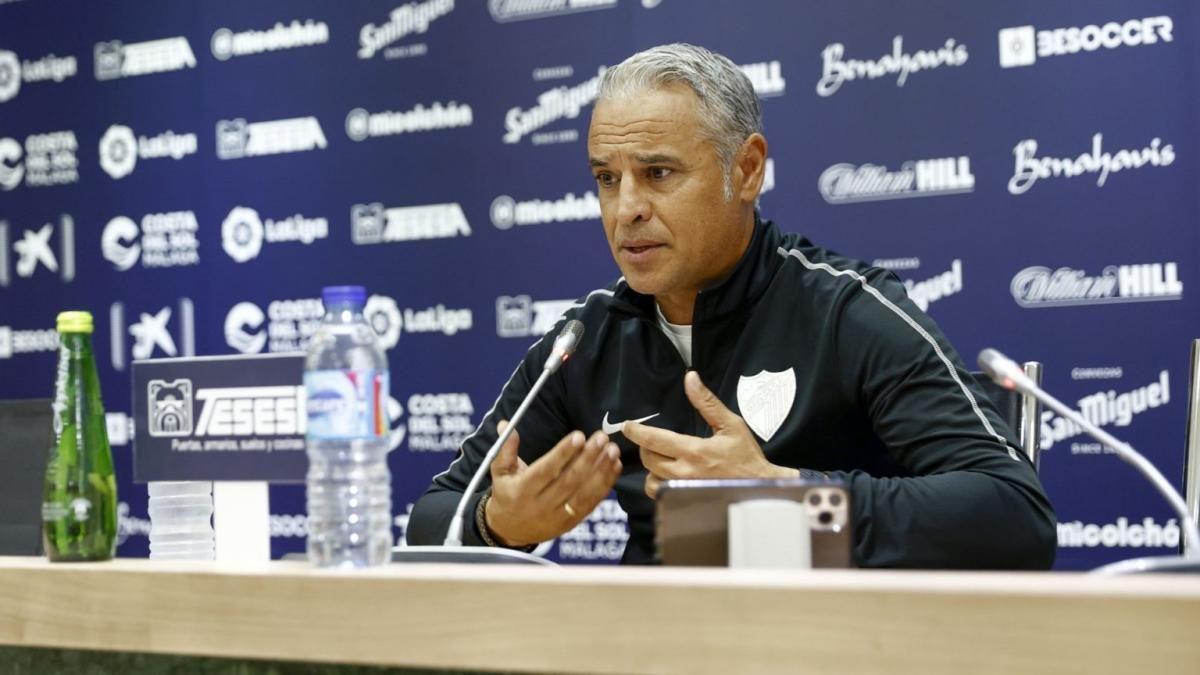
[444,319,585,546]
[978,348,1200,574]
[389,320,584,565]
[543,318,584,373]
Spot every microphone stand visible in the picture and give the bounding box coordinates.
[979,349,1200,575]
[390,320,585,566]
[391,369,557,565]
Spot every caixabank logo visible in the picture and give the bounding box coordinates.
[98,124,197,180]
[0,215,75,287]
[0,48,77,103]
[358,0,454,60]
[998,16,1173,69]
[94,36,196,80]
[109,298,195,371]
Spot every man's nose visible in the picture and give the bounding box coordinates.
[615,175,651,226]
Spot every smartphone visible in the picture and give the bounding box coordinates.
[655,478,854,567]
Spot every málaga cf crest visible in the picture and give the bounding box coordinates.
[736,368,796,443]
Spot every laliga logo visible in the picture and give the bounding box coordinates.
[224,302,268,354]
[222,206,264,263]
[98,125,137,179]
[365,295,402,349]
[0,50,20,102]
[101,216,141,271]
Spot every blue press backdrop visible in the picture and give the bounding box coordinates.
[0,0,1196,569]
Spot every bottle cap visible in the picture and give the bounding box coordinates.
[321,285,366,307]
[56,311,93,334]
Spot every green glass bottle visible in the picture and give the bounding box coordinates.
[42,311,117,562]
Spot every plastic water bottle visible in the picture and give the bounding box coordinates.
[147,481,214,560]
[304,286,392,568]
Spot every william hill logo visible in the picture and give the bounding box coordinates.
[1011,262,1182,308]
[819,155,974,204]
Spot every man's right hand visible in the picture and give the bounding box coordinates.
[483,420,622,548]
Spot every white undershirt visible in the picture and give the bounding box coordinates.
[655,304,694,367]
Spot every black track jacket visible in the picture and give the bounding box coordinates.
[408,216,1057,568]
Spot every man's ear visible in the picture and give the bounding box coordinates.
[733,133,768,203]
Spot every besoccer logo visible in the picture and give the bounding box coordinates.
[998,26,1036,68]
[147,379,193,437]
[222,206,264,263]
[998,17,1174,69]
[0,50,20,102]
[98,125,138,179]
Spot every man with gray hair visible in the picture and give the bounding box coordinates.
[408,43,1056,568]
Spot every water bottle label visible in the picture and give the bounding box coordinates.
[305,369,389,439]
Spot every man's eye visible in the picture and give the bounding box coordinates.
[650,167,672,180]
[595,173,616,187]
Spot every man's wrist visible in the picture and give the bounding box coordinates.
[479,490,533,550]
[763,463,801,480]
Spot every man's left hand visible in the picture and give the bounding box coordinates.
[624,370,799,499]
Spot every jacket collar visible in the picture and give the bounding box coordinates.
[611,213,782,325]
